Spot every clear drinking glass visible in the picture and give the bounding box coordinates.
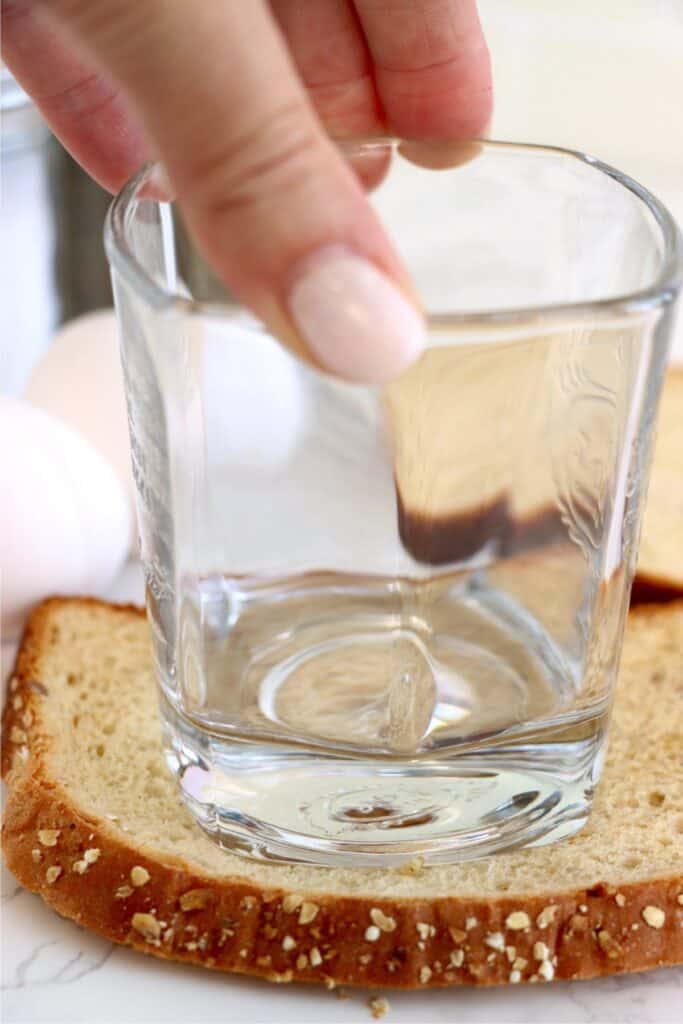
[106,140,682,867]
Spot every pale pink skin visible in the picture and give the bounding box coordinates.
[3,0,492,384]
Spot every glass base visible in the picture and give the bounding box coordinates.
[162,699,606,867]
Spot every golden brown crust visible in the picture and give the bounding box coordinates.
[630,576,683,606]
[2,598,683,989]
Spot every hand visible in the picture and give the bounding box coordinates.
[3,1,492,383]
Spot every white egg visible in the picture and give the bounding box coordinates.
[201,319,310,476]
[0,398,132,639]
[25,309,134,507]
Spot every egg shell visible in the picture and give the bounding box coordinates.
[0,398,132,638]
[25,309,134,506]
[199,318,310,477]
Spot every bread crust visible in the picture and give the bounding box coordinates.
[2,598,682,989]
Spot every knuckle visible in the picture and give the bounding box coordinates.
[187,101,325,221]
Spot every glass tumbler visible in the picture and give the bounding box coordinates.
[106,140,682,867]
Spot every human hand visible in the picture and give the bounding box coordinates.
[3,1,491,383]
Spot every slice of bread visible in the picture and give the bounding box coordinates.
[632,367,683,603]
[2,598,682,988]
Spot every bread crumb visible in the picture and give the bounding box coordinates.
[45,866,62,884]
[131,913,161,942]
[484,932,505,952]
[115,885,134,899]
[538,959,555,981]
[506,911,531,931]
[9,678,19,693]
[579,904,588,914]
[398,857,423,876]
[677,894,683,906]
[38,829,60,847]
[22,709,33,728]
[369,996,390,1019]
[299,901,319,925]
[296,953,308,970]
[370,908,397,933]
[359,952,372,965]
[282,935,296,951]
[12,695,22,710]
[513,957,528,971]
[130,866,150,887]
[83,848,100,864]
[31,849,42,864]
[509,969,522,984]
[486,952,496,963]
[569,914,588,932]
[416,922,433,941]
[533,941,549,961]
[310,947,322,967]
[163,928,174,944]
[10,726,27,744]
[449,927,467,943]
[282,893,303,913]
[642,906,665,929]
[419,965,432,984]
[449,949,464,968]
[72,859,89,874]
[465,916,478,930]
[179,888,213,911]
[15,746,29,765]
[615,893,626,907]
[365,925,381,942]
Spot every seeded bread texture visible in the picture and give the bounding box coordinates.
[2,598,682,988]
[632,368,683,604]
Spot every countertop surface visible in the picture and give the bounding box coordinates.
[3,2,683,1021]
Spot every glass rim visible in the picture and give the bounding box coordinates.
[104,138,683,329]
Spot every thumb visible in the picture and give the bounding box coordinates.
[53,0,426,384]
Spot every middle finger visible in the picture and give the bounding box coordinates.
[270,0,384,138]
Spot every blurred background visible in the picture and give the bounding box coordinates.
[2,0,682,395]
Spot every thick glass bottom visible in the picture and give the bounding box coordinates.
[162,699,606,867]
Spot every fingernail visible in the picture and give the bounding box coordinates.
[288,246,426,385]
